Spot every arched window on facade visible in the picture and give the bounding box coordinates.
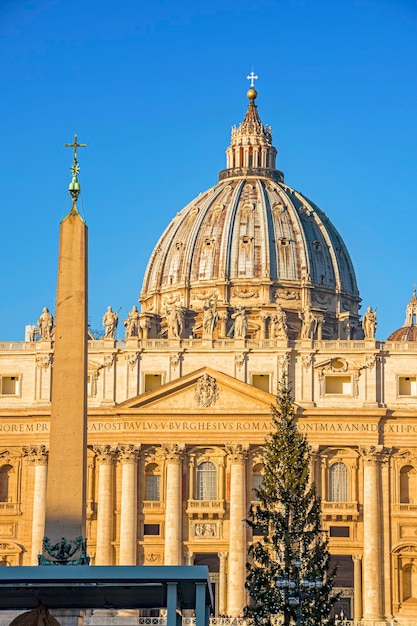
[0,465,13,502]
[197,461,217,500]
[144,463,160,501]
[329,462,349,502]
[252,463,263,501]
[400,465,417,504]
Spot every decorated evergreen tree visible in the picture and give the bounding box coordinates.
[245,378,338,626]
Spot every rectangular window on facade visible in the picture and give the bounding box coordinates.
[330,526,350,538]
[143,524,160,536]
[325,376,352,395]
[252,374,270,393]
[145,475,160,501]
[144,374,162,392]
[398,376,417,397]
[0,376,20,396]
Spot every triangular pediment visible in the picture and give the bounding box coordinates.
[117,367,274,414]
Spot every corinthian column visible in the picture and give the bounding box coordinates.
[360,447,384,621]
[225,443,248,616]
[162,444,185,565]
[118,444,140,565]
[94,444,116,565]
[24,445,48,565]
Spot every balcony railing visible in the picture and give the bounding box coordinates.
[186,500,225,516]
[322,501,359,520]
[0,502,20,515]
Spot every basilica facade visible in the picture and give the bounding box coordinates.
[1,83,417,626]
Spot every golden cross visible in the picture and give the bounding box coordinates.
[64,134,87,162]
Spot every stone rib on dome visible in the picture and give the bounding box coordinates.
[139,86,361,341]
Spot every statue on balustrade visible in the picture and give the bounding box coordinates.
[202,300,219,339]
[362,306,377,339]
[270,304,288,339]
[166,303,185,339]
[37,307,54,341]
[124,305,140,339]
[229,304,248,339]
[102,306,118,339]
[299,305,318,339]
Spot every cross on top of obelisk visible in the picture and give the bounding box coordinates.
[246,71,259,88]
[64,134,87,205]
[65,134,87,164]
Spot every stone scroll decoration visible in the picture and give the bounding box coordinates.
[38,536,90,566]
[195,373,219,408]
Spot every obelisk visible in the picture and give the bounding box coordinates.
[40,136,89,565]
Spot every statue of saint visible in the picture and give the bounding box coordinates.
[271,304,288,339]
[166,304,184,339]
[202,301,219,339]
[37,307,54,341]
[124,305,140,339]
[362,306,377,339]
[102,306,118,339]
[230,304,248,339]
[299,306,317,339]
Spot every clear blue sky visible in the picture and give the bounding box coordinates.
[1,0,417,340]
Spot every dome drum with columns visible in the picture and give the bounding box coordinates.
[140,86,361,341]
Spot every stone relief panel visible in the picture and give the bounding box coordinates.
[194,522,217,538]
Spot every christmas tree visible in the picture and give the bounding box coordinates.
[244,378,338,626]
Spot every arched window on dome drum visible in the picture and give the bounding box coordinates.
[329,462,349,503]
[0,465,13,502]
[197,461,217,500]
[400,465,417,504]
[144,463,160,501]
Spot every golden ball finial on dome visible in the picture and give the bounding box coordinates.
[247,86,258,101]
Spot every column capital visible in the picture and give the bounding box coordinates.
[218,551,228,560]
[93,444,117,463]
[161,443,185,463]
[125,352,140,369]
[23,444,48,465]
[118,443,140,463]
[225,442,248,464]
[359,445,390,465]
[352,553,363,562]
[35,354,53,370]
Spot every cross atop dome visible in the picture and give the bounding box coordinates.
[246,71,258,101]
[246,71,258,88]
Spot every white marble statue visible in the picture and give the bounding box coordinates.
[102,306,118,339]
[37,307,54,341]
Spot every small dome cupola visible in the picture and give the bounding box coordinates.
[387,290,417,342]
[219,73,283,183]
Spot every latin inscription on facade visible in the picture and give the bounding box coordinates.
[0,420,417,435]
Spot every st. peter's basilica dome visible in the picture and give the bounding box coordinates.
[140,84,361,341]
